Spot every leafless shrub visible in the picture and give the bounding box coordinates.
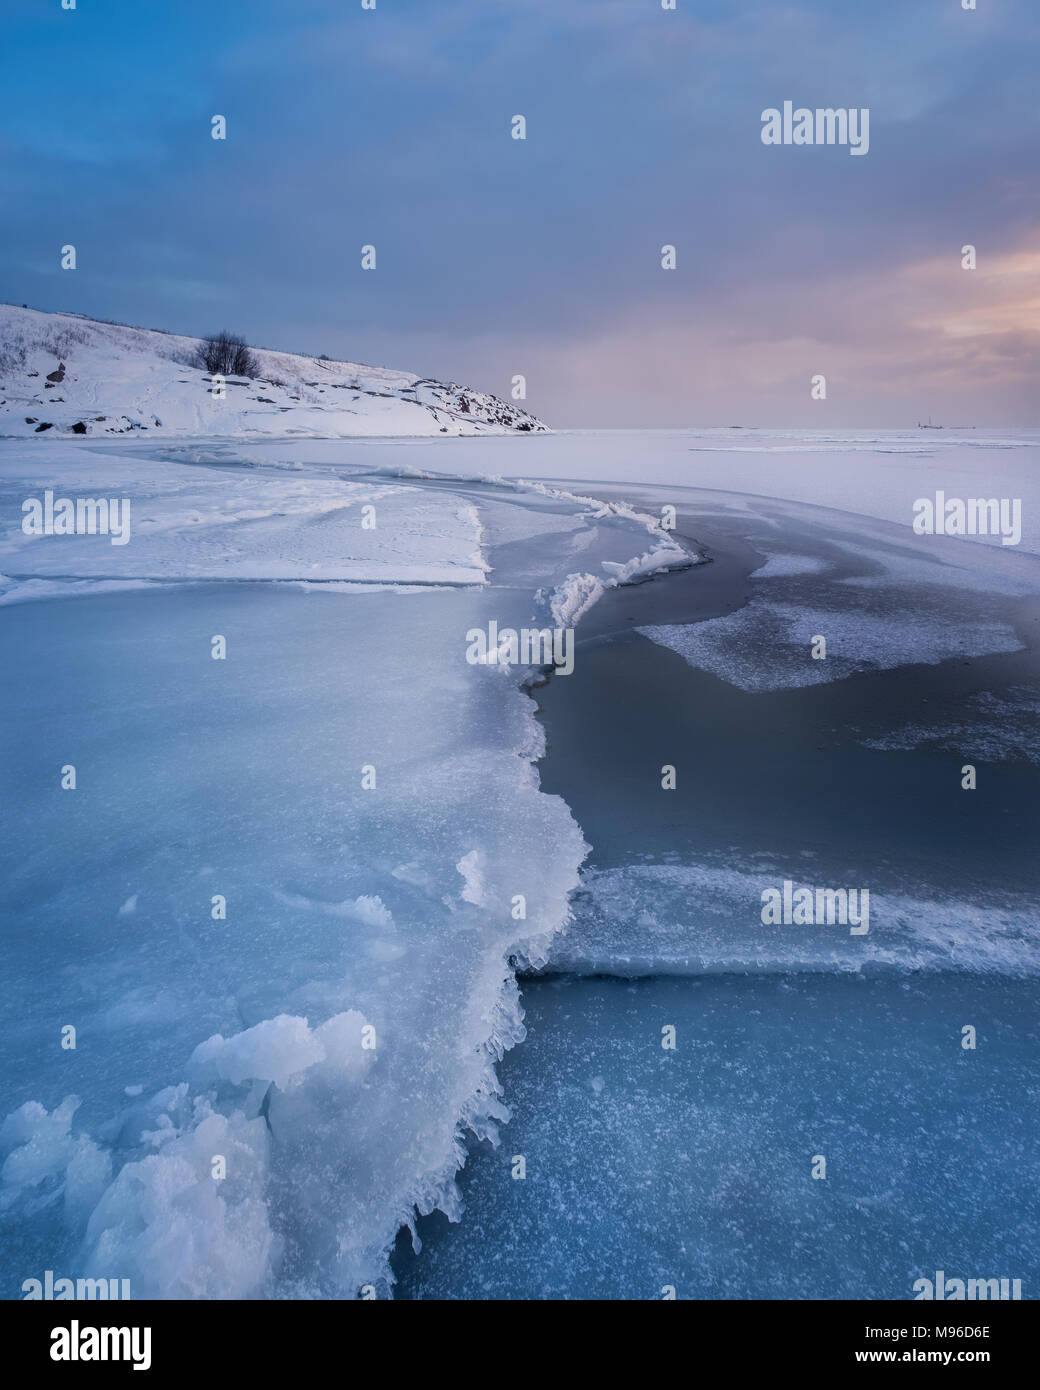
[193,331,259,378]
[43,328,88,358]
[0,345,27,376]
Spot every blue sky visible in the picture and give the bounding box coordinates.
[2,0,1038,425]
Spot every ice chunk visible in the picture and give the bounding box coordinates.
[190,1017,328,1090]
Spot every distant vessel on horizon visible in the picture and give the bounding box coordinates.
[917,416,943,429]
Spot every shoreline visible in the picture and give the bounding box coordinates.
[391,482,1040,1298]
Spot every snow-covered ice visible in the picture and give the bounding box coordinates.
[0,441,490,598]
[0,438,691,1298]
[750,552,828,579]
[544,861,1040,978]
[639,599,1024,692]
[3,421,1039,1302]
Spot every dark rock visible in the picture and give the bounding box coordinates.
[71,421,88,434]
[46,362,66,383]
[34,422,53,432]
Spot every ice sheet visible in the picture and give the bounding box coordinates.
[639,599,1024,692]
[207,429,1040,554]
[0,442,488,594]
[0,456,689,1299]
[859,686,1040,766]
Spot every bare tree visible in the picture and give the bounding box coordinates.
[194,331,259,378]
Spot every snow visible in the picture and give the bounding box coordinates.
[549,573,605,628]
[1,584,586,1296]
[3,416,1039,1301]
[232,428,1040,554]
[0,304,547,440]
[0,440,489,599]
[190,1015,353,1091]
[0,443,697,1299]
[544,543,695,629]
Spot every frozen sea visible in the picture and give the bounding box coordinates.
[2,429,1038,1300]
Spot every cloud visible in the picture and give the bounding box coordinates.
[2,0,1037,425]
[446,236,1040,427]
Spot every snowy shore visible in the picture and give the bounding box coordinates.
[0,305,547,440]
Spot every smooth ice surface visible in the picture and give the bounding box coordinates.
[394,973,1040,1300]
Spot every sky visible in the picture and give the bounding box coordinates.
[1,0,1038,427]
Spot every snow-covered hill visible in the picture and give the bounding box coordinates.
[0,304,548,439]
